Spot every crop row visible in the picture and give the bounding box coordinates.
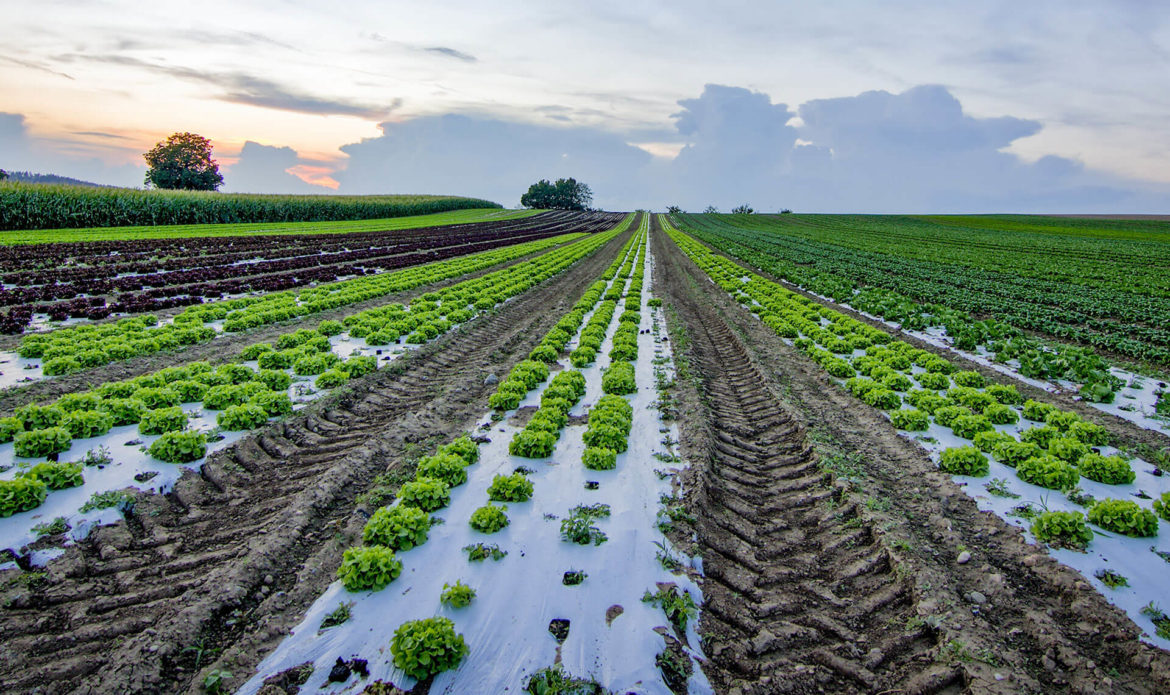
[318,221,649,680]
[240,217,702,690]
[766,214,1170,298]
[1,218,632,534]
[0,212,583,309]
[16,229,592,375]
[0,212,621,334]
[0,181,500,231]
[503,216,648,461]
[0,208,536,246]
[0,212,598,308]
[662,217,1167,536]
[672,215,1149,398]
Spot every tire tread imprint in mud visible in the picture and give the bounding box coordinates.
[653,218,949,694]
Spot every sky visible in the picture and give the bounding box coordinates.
[1,0,1169,212]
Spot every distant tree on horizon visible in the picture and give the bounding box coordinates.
[731,203,754,214]
[143,132,224,191]
[520,177,592,210]
[703,205,719,214]
[0,169,7,181]
[666,205,682,214]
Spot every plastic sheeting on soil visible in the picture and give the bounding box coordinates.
[0,333,422,564]
[801,288,1170,436]
[240,234,713,694]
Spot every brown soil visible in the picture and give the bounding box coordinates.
[0,233,585,417]
[652,218,1170,694]
[0,224,634,694]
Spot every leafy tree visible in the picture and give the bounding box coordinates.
[665,205,682,214]
[702,205,719,214]
[0,169,7,181]
[780,208,793,214]
[520,177,592,210]
[143,132,224,191]
[731,204,754,214]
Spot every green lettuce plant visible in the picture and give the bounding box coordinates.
[469,503,509,533]
[390,617,468,680]
[337,545,403,591]
[148,430,208,463]
[362,505,430,551]
[938,446,989,476]
[1088,499,1159,537]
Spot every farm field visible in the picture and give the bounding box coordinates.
[675,213,1170,429]
[0,210,1168,694]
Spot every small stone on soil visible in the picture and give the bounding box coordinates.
[957,551,971,564]
[965,591,987,604]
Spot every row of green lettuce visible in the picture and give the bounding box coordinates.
[0,221,633,518]
[670,214,1135,402]
[317,220,651,682]
[662,216,1169,549]
[18,231,588,377]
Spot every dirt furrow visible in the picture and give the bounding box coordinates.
[656,228,945,693]
[0,223,634,695]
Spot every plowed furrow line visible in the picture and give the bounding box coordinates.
[655,220,944,694]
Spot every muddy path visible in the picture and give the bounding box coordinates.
[674,230,1170,456]
[0,224,634,695]
[652,221,1170,694]
[0,232,588,417]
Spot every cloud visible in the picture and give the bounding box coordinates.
[71,130,131,140]
[0,112,144,187]
[222,141,333,194]
[73,55,396,119]
[334,114,652,208]
[424,46,477,63]
[0,55,74,80]
[665,85,800,206]
[797,85,1040,156]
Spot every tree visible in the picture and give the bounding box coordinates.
[666,205,682,214]
[520,177,592,210]
[0,169,7,181]
[143,132,223,191]
[702,205,719,214]
[731,204,754,214]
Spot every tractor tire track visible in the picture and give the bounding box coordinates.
[655,219,947,693]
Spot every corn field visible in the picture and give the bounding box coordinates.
[0,181,500,231]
